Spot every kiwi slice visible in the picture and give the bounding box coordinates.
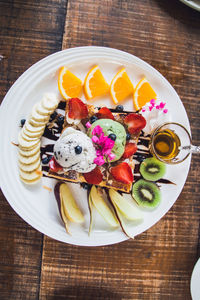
[132,179,161,208]
[140,157,166,181]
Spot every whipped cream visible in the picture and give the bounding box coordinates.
[54,127,96,173]
[140,100,171,135]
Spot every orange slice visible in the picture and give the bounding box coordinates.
[84,65,109,100]
[58,67,82,100]
[110,68,134,104]
[133,78,157,110]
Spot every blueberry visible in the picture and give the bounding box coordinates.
[42,156,52,164]
[50,111,57,120]
[57,115,64,125]
[126,133,131,141]
[90,115,98,123]
[20,119,26,127]
[108,133,116,141]
[115,105,124,112]
[81,182,91,190]
[75,145,82,154]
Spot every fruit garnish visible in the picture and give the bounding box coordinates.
[58,67,82,100]
[122,143,137,159]
[89,186,119,230]
[97,107,114,120]
[108,189,143,239]
[124,113,146,134]
[139,157,166,181]
[133,77,157,110]
[83,166,103,184]
[84,65,109,100]
[49,156,63,172]
[68,98,88,120]
[132,179,161,208]
[110,68,134,104]
[110,162,133,184]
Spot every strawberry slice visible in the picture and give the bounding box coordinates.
[97,107,114,120]
[49,156,63,172]
[83,166,103,184]
[122,143,137,159]
[124,113,146,134]
[68,98,88,119]
[110,162,133,184]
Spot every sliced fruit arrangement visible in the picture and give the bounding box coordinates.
[18,93,59,185]
[89,185,119,234]
[109,189,143,238]
[110,162,134,184]
[110,67,134,104]
[140,157,166,181]
[58,67,83,100]
[132,179,161,209]
[84,65,110,100]
[133,77,157,110]
[54,182,84,233]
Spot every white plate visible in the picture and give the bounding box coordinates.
[191,258,200,299]
[180,0,200,12]
[0,46,191,246]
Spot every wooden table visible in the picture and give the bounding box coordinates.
[0,1,200,299]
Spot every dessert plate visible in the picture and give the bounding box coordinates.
[0,46,191,246]
[180,0,200,12]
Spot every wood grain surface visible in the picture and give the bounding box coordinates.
[0,0,200,299]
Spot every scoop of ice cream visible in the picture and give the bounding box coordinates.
[88,119,126,162]
[54,127,96,173]
[140,100,171,135]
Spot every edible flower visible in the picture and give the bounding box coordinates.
[91,125,115,166]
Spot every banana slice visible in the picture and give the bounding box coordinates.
[41,93,59,111]
[25,120,46,132]
[18,132,40,150]
[20,174,42,185]
[36,102,52,116]
[19,143,40,157]
[31,104,50,123]
[19,158,41,172]
[19,165,42,181]
[23,126,44,138]
[21,130,39,141]
[29,117,47,127]
[18,151,40,164]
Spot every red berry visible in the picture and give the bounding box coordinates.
[122,143,137,159]
[49,157,63,173]
[68,98,88,119]
[110,162,133,184]
[83,166,103,184]
[97,107,114,120]
[124,113,146,134]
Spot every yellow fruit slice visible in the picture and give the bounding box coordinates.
[58,67,82,100]
[110,68,134,104]
[84,65,109,100]
[133,77,157,110]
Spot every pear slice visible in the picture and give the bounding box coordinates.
[108,189,143,239]
[90,185,119,228]
[109,189,143,221]
[59,183,84,223]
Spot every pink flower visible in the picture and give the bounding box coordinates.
[92,125,103,136]
[156,105,160,110]
[150,99,156,106]
[159,102,166,109]
[142,108,146,112]
[163,109,168,114]
[149,106,153,111]
[86,122,91,128]
[94,156,105,166]
[108,153,115,161]
[92,135,99,143]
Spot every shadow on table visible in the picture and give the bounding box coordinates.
[154,0,200,28]
[48,285,124,300]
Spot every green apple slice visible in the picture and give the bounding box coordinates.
[109,189,143,221]
[60,183,84,223]
[90,186,119,228]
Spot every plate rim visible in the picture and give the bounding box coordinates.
[179,0,200,12]
[0,46,191,246]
